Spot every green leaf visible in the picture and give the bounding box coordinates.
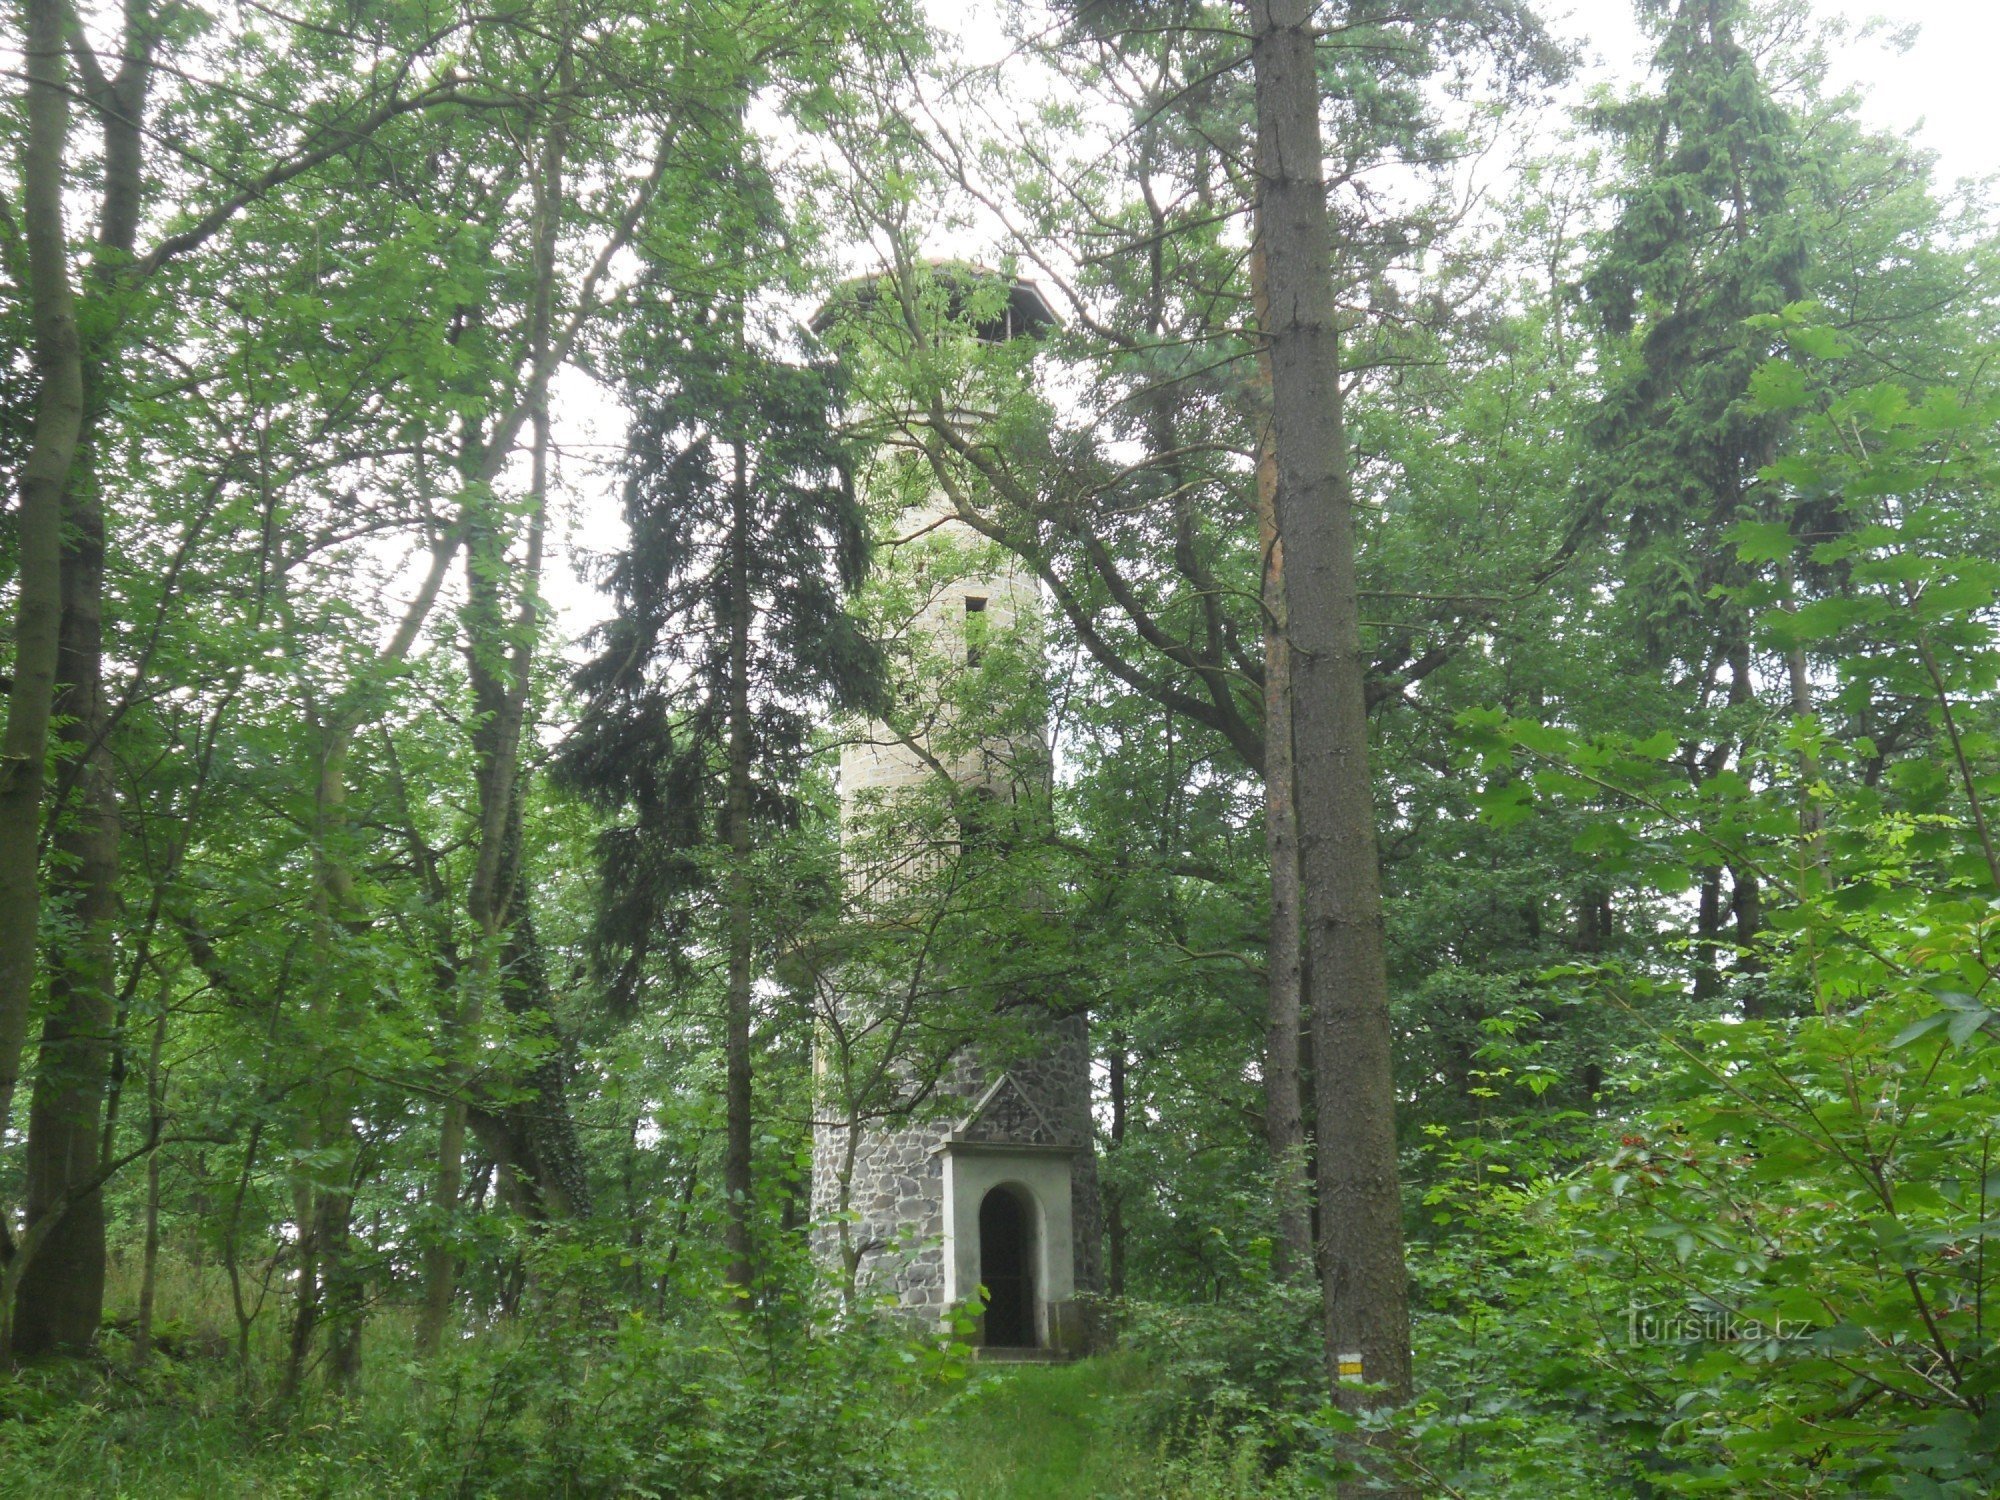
[1945,1007,1994,1047]
[1476,780,1534,828]
[1748,360,1810,411]
[1890,1012,1950,1049]
[1632,728,1680,759]
[1727,520,1795,565]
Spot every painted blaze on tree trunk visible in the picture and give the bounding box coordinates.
[1246,0,1412,1406]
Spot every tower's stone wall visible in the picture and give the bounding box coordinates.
[835,494,1041,900]
[810,1109,952,1312]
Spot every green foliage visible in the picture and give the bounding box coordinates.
[1423,348,2000,1493]
[402,1309,935,1498]
[915,1352,1332,1500]
[1116,1283,1325,1455]
[0,1303,942,1498]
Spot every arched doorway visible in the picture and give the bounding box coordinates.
[978,1185,1036,1347]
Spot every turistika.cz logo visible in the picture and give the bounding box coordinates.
[1626,1303,1810,1346]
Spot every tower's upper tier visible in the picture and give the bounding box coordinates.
[809,262,1058,345]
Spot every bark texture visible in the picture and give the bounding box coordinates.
[1107,1039,1127,1299]
[1247,0,1413,1407]
[0,0,85,1175]
[15,476,121,1356]
[11,0,160,1356]
[722,438,757,1288]
[1250,229,1312,1283]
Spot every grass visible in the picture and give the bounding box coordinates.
[0,1356,1155,1500]
[915,1356,1156,1500]
[0,1255,1301,1499]
[0,1348,1305,1499]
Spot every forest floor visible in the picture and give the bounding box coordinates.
[0,1348,1204,1499]
[914,1355,1155,1498]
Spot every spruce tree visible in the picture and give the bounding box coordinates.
[1586,0,1806,635]
[561,255,882,1287]
[1584,0,1807,1009]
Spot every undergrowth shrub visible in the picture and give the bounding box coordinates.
[1,1236,957,1499]
[1117,1281,1322,1447]
[1114,1262,1339,1494]
[402,1302,940,1498]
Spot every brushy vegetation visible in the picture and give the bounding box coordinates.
[2,1265,1329,1500]
[5,1258,932,1499]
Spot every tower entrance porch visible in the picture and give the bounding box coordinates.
[940,1121,1085,1354]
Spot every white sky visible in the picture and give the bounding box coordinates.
[1574,0,2000,186]
[542,0,2000,647]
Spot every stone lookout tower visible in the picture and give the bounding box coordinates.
[807,266,1100,1354]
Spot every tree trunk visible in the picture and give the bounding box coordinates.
[723,437,757,1289]
[1107,1038,1127,1299]
[1247,0,1413,1416]
[1720,637,1767,1015]
[133,1003,169,1368]
[1692,866,1724,1002]
[466,884,593,1222]
[1250,228,1312,1284]
[314,730,365,1395]
[0,0,86,1174]
[280,729,365,1401]
[14,470,121,1356]
[415,1097,468,1356]
[418,101,567,1345]
[1778,557,1827,880]
[1733,866,1766,1017]
[417,445,538,1353]
[11,0,160,1360]
[134,1144,163,1366]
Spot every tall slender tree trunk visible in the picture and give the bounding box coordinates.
[11,4,159,1358]
[1248,0,1413,1417]
[1777,556,1827,885]
[1106,1038,1127,1299]
[281,729,365,1401]
[1692,867,1724,1001]
[1720,636,1769,1015]
[1733,867,1766,1012]
[313,729,368,1394]
[15,467,121,1357]
[417,422,543,1352]
[1250,229,1311,1284]
[133,1004,169,1367]
[417,1088,470,1355]
[417,80,568,1344]
[723,438,757,1290]
[414,464,519,1352]
[0,0,85,1193]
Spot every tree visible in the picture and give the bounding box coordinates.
[2,0,91,1357]
[3,0,482,1358]
[1581,0,1811,1015]
[562,224,882,1288]
[1245,0,1411,1412]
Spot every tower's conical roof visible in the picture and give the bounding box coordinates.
[809,261,1058,343]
